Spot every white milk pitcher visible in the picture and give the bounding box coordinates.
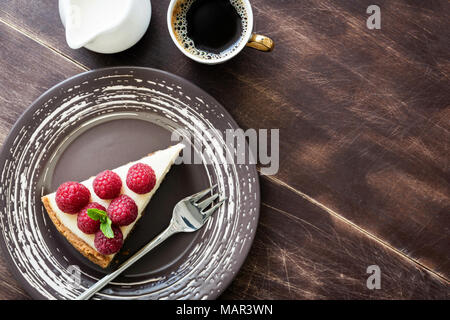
[59,0,151,54]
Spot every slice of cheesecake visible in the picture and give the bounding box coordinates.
[42,143,184,268]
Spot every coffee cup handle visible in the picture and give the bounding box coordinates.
[246,33,274,52]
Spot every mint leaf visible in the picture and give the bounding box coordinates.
[87,208,106,221]
[100,217,114,239]
[87,208,114,239]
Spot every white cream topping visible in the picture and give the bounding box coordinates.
[45,143,184,257]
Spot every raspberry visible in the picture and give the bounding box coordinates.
[93,170,122,199]
[55,181,90,214]
[107,194,138,226]
[77,202,105,234]
[94,225,123,255]
[126,163,156,194]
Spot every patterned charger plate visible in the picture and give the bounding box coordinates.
[0,67,260,299]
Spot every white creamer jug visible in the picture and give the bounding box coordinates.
[59,0,151,53]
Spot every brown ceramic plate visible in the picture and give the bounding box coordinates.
[0,67,260,299]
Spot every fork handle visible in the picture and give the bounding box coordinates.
[76,224,177,300]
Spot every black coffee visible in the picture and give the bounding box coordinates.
[186,0,242,54]
[172,0,248,59]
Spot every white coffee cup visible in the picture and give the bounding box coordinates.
[167,0,274,65]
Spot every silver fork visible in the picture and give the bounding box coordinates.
[76,185,225,300]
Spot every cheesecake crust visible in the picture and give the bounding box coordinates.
[42,196,113,268]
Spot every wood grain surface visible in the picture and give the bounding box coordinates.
[222,177,448,299]
[0,0,449,299]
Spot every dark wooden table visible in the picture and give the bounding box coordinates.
[0,0,449,299]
